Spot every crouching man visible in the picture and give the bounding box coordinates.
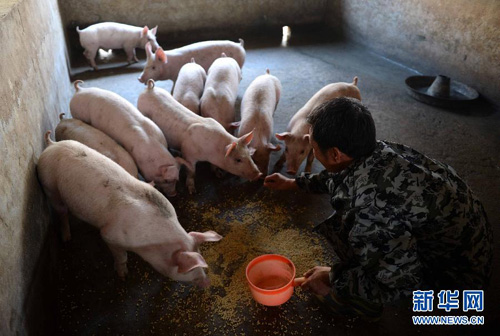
[264,97,492,320]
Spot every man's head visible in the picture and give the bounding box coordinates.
[307,97,376,171]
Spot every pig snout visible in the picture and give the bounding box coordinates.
[251,172,263,181]
[138,76,145,83]
[285,160,299,176]
[196,277,211,289]
[157,182,178,197]
[256,161,270,178]
[150,42,160,52]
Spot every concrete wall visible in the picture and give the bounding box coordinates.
[60,0,327,46]
[0,0,71,334]
[324,0,500,103]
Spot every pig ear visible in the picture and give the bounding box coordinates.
[161,165,177,180]
[248,147,256,156]
[146,42,153,58]
[156,48,167,63]
[267,143,281,152]
[152,26,158,35]
[303,134,310,142]
[175,251,208,274]
[275,132,290,141]
[189,231,223,245]
[141,26,149,37]
[225,142,237,157]
[239,129,254,146]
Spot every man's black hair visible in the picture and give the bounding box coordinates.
[306,97,376,159]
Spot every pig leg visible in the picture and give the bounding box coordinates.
[58,210,71,243]
[211,164,227,178]
[83,47,99,70]
[181,152,198,194]
[45,189,71,241]
[273,151,286,173]
[124,45,139,64]
[107,244,128,278]
[186,167,197,194]
[304,149,314,173]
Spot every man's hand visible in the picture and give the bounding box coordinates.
[300,266,332,296]
[263,173,299,190]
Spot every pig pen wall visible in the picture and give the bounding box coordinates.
[325,0,500,103]
[0,0,72,334]
[58,0,327,57]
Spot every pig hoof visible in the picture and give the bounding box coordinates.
[187,185,196,194]
[117,267,128,279]
[61,232,71,242]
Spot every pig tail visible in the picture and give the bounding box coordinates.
[73,80,84,91]
[147,79,155,90]
[44,131,54,146]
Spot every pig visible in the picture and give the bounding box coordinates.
[138,39,245,83]
[56,113,138,177]
[70,80,187,197]
[77,22,159,70]
[37,132,222,288]
[172,58,207,114]
[137,79,262,194]
[274,77,361,175]
[234,69,282,176]
[200,53,242,132]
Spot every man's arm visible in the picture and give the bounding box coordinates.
[263,173,299,190]
[295,170,334,193]
[332,208,423,304]
[301,206,423,306]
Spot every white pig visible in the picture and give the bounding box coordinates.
[138,39,245,83]
[235,69,282,176]
[38,132,222,288]
[137,80,262,194]
[274,77,361,175]
[200,53,242,132]
[56,113,138,178]
[77,22,159,70]
[70,80,187,197]
[172,58,207,114]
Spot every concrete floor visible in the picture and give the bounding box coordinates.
[55,27,500,335]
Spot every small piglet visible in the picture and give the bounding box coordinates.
[200,53,242,132]
[235,69,282,176]
[138,39,245,83]
[38,133,221,288]
[77,22,159,70]
[56,113,138,177]
[70,80,187,197]
[274,77,361,175]
[172,58,207,114]
[137,80,262,194]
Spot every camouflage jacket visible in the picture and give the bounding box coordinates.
[296,141,492,305]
